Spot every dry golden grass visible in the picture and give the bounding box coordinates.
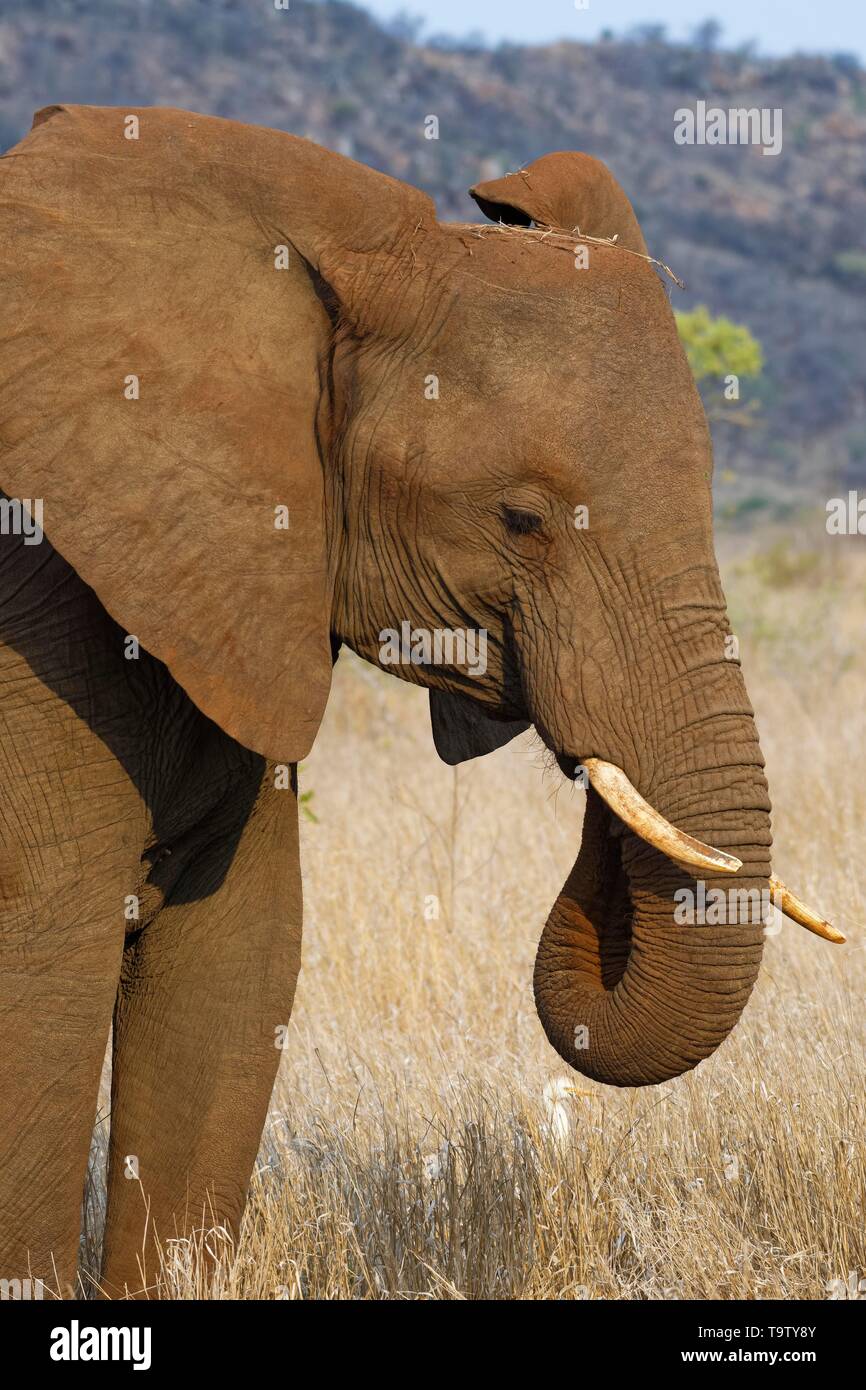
[83,527,866,1299]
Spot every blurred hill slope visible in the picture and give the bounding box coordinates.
[2,0,864,510]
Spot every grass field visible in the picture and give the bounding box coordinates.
[84,526,865,1299]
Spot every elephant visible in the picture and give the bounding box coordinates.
[0,104,841,1297]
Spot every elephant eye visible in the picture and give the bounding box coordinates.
[502,505,544,537]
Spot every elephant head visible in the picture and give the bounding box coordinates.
[0,107,840,1089]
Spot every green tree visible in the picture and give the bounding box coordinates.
[675,304,763,425]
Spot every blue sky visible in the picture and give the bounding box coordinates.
[361,0,866,61]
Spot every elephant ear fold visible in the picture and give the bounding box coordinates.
[0,103,337,762]
[430,690,530,766]
[470,151,648,254]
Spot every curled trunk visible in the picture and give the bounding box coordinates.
[534,730,772,1087]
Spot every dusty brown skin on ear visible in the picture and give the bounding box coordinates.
[0,104,432,762]
[470,150,649,254]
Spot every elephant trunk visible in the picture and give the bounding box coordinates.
[533,704,772,1087]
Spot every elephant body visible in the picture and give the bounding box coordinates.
[0,104,829,1294]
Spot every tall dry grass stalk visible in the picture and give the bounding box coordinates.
[82,530,865,1299]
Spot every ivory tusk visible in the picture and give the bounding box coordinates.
[579,761,845,943]
[581,757,743,874]
[769,875,846,944]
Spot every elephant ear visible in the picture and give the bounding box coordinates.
[469,151,648,255]
[0,104,434,761]
[430,690,530,766]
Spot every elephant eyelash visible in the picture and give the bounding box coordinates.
[502,506,544,537]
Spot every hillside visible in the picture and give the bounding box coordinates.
[2,0,864,516]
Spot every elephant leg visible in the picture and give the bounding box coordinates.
[0,704,144,1296]
[100,769,301,1297]
[0,891,128,1297]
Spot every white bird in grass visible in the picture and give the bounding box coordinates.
[422,1141,451,1183]
[542,1077,592,1144]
